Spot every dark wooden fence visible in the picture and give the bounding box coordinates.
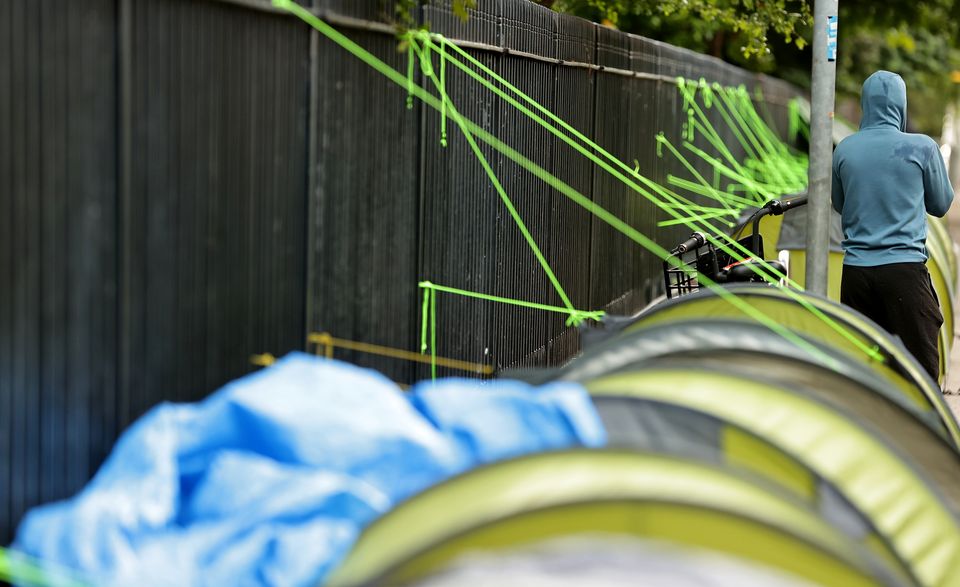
[0,0,799,541]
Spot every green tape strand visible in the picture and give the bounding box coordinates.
[419,281,606,326]
[274,2,882,366]
[409,38,579,322]
[439,37,448,147]
[0,547,91,587]
[406,41,415,110]
[419,37,792,287]
[420,285,430,353]
[430,284,437,380]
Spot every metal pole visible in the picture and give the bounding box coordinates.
[805,0,839,295]
[948,100,960,189]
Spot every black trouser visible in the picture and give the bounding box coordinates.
[840,262,943,381]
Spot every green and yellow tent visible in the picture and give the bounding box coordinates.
[327,451,910,587]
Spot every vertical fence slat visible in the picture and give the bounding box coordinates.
[0,0,13,539]
[309,18,420,382]
[547,13,596,364]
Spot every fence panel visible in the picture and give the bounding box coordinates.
[118,0,309,427]
[416,0,504,379]
[1,0,118,544]
[0,0,801,541]
[493,1,559,370]
[589,26,644,314]
[547,12,596,364]
[308,27,421,382]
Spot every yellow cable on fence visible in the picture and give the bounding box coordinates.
[250,353,277,367]
[305,332,494,375]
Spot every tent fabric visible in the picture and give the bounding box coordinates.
[921,222,955,377]
[660,354,960,508]
[928,216,958,283]
[927,256,953,381]
[588,395,914,575]
[587,368,960,587]
[407,536,821,587]
[12,353,605,587]
[593,398,873,536]
[569,319,947,438]
[627,285,934,394]
[925,231,955,352]
[928,216,958,381]
[780,249,846,301]
[372,502,894,587]
[588,358,960,548]
[561,318,960,511]
[776,206,845,252]
[328,450,905,587]
[928,219,957,302]
[594,397,725,464]
[624,285,960,444]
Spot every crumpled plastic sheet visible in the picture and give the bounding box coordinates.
[13,353,606,587]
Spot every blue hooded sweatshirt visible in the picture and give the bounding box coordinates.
[831,70,954,266]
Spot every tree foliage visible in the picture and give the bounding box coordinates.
[831,0,960,133]
[392,0,960,134]
[545,0,960,134]
[543,0,811,59]
[395,0,477,29]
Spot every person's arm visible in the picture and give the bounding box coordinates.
[831,155,844,213]
[923,139,954,217]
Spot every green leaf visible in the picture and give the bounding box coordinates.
[453,0,476,21]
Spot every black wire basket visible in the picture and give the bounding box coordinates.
[661,196,807,300]
[663,235,720,299]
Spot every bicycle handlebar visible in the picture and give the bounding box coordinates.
[765,194,808,216]
[671,232,706,255]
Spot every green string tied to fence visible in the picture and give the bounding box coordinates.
[406,40,415,110]
[430,283,437,379]
[419,31,879,363]
[415,28,784,270]
[428,32,882,364]
[420,285,431,353]
[418,283,439,379]
[409,36,580,320]
[678,76,696,111]
[425,31,783,292]
[676,80,808,208]
[699,77,714,108]
[420,281,605,326]
[418,281,604,380]
[421,32,877,362]
[439,37,448,147]
[403,39,853,370]
[275,1,884,370]
[5,7,895,587]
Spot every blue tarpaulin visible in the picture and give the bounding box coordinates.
[13,353,605,586]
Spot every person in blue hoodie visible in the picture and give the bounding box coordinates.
[832,70,954,380]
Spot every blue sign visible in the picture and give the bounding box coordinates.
[827,15,838,61]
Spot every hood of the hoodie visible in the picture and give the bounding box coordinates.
[859,70,907,131]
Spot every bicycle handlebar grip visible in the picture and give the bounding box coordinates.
[779,194,808,212]
[672,232,706,255]
[766,194,808,215]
